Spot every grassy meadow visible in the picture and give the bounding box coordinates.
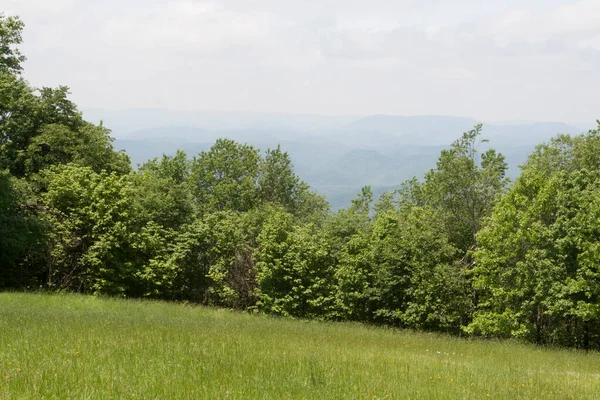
[0,293,598,399]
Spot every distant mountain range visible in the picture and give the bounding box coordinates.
[84,108,591,209]
[336,115,583,147]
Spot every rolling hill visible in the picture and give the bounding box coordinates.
[100,109,587,209]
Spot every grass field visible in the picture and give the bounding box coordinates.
[0,293,598,399]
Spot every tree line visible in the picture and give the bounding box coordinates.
[1,13,599,349]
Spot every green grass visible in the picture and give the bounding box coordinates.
[0,293,598,399]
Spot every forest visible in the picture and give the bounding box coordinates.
[1,13,599,350]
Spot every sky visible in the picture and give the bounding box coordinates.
[4,0,600,125]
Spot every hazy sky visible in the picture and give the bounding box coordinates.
[5,0,600,124]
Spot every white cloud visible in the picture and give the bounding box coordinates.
[551,0,600,32]
[4,0,79,14]
[4,0,599,123]
[464,0,600,44]
[101,1,274,51]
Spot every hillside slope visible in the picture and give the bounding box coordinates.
[1,293,598,399]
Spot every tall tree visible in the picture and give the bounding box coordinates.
[333,200,469,331]
[189,139,262,214]
[255,210,335,318]
[134,152,194,230]
[0,13,26,74]
[470,124,600,348]
[259,145,300,209]
[258,145,329,221]
[41,165,132,292]
[24,122,130,176]
[139,150,190,184]
[0,171,47,288]
[400,125,508,252]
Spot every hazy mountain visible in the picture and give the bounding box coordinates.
[117,139,213,167]
[84,108,355,138]
[108,109,587,209]
[336,115,582,147]
[338,115,479,146]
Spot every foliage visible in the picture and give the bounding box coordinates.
[25,122,130,176]
[259,145,329,221]
[333,202,470,332]
[0,171,47,288]
[0,84,87,177]
[40,165,136,293]
[255,210,336,318]
[0,13,26,74]
[189,138,262,214]
[400,124,508,252]
[469,124,600,348]
[133,152,194,229]
[165,212,256,308]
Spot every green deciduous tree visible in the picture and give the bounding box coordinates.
[0,170,47,288]
[400,124,508,252]
[25,122,130,176]
[156,211,257,308]
[0,85,86,177]
[0,13,26,74]
[259,146,300,209]
[139,150,190,185]
[40,164,171,296]
[258,145,328,221]
[255,210,335,318]
[470,124,600,348]
[190,139,261,213]
[41,165,135,293]
[333,201,469,331]
[134,152,194,230]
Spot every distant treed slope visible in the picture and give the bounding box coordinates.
[337,115,582,146]
[114,139,556,210]
[108,113,583,209]
[117,139,212,168]
[115,138,444,209]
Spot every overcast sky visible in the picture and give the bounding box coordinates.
[5,0,600,124]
